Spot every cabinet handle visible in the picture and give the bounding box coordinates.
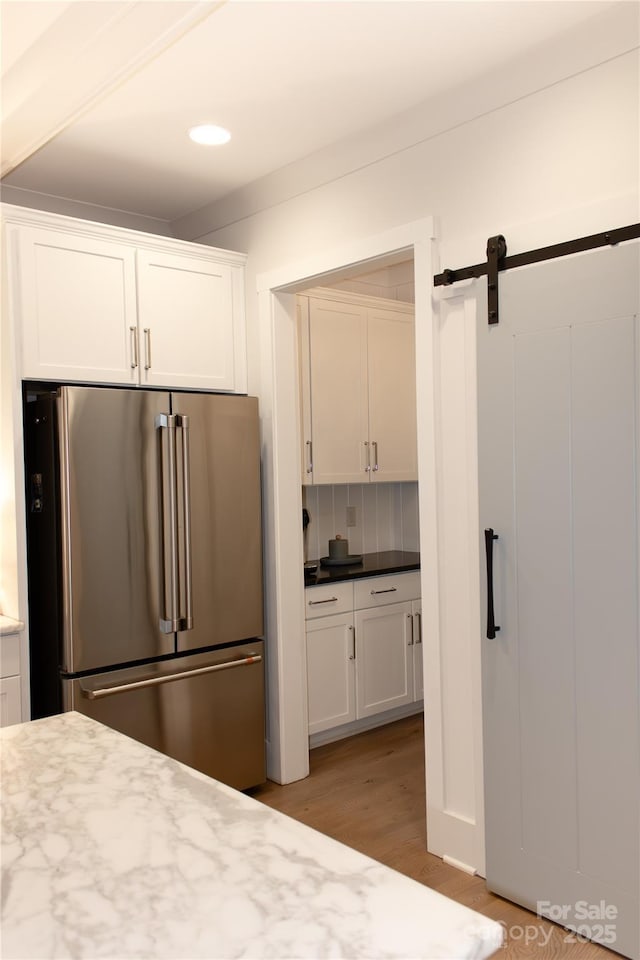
[414,611,422,644]
[484,528,500,639]
[348,624,355,660]
[144,328,152,370]
[363,440,371,472]
[306,440,313,474]
[372,440,379,472]
[129,327,138,369]
[308,596,338,605]
[370,587,397,595]
[407,612,414,645]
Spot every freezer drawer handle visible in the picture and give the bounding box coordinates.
[82,654,263,700]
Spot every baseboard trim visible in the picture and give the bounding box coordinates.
[309,702,423,749]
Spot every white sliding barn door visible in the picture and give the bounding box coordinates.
[477,241,639,959]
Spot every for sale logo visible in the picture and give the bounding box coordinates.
[537,900,618,945]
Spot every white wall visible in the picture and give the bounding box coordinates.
[303,482,420,561]
[0,184,174,236]
[179,27,639,873]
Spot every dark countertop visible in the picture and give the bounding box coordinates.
[304,550,420,586]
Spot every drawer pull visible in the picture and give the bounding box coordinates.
[309,596,339,605]
[370,587,397,595]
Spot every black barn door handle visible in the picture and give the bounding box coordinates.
[484,528,501,639]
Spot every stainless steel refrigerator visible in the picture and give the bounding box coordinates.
[24,384,265,790]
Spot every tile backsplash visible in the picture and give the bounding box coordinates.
[302,482,419,561]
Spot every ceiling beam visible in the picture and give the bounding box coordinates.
[1,0,225,179]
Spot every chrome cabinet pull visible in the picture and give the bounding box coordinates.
[178,414,193,631]
[309,596,338,605]
[370,587,397,595]
[363,440,371,472]
[82,654,263,700]
[144,328,152,370]
[306,440,313,474]
[372,440,379,472]
[408,612,414,645]
[348,624,355,660]
[129,327,138,369]
[414,611,422,644]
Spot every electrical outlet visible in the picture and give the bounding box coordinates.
[346,505,356,528]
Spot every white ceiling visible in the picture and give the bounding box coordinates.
[0,0,618,225]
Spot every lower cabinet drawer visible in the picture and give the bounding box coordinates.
[354,570,420,609]
[305,581,354,619]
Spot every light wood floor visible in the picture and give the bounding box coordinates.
[252,715,616,959]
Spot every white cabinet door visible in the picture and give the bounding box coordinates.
[0,677,22,727]
[306,613,356,734]
[16,226,138,384]
[297,297,313,484]
[367,308,417,481]
[136,249,244,392]
[355,601,414,718]
[308,297,369,484]
[411,599,423,702]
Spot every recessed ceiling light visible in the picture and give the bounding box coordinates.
[188,124,231,146]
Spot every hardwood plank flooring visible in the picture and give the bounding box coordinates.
[252,715,617,959]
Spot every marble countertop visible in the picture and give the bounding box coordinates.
[1,712,502,960]
[305,550,420,586]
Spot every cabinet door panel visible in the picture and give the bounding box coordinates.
[306,614,355,734]
[355,601,413,718]
[367,309,417,481]
[137,249,239,391]
[308,298,368,484]
[412,599,424,702]
[16,227,138,384]
[0,677,22,727]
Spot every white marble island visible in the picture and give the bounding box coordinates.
[1,713,502,959]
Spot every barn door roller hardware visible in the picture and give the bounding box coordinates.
[433,223,640,326]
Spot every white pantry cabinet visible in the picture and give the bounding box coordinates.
[298,289,417,485]
[304,570,421,739]
[2,205,247,392]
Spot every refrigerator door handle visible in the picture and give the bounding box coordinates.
[81,654,263,699]
[177,413,194,631]
[157,413,180,632]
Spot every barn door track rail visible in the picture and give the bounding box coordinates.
[433,222,640,326]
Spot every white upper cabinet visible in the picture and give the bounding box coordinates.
[367,307,417,482]
[298,289,416,484]
[14,226,139,385]
[136,249,244,391]
[3,205,247,393]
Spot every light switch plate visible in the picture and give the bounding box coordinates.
[346,505,356,527]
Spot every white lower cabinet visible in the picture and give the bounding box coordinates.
[0,677,22,727]
[304,571,421,739]
[354,601,413,718]
[306,613,356,735]
[412,599,423,702]
[1,632,22,727]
